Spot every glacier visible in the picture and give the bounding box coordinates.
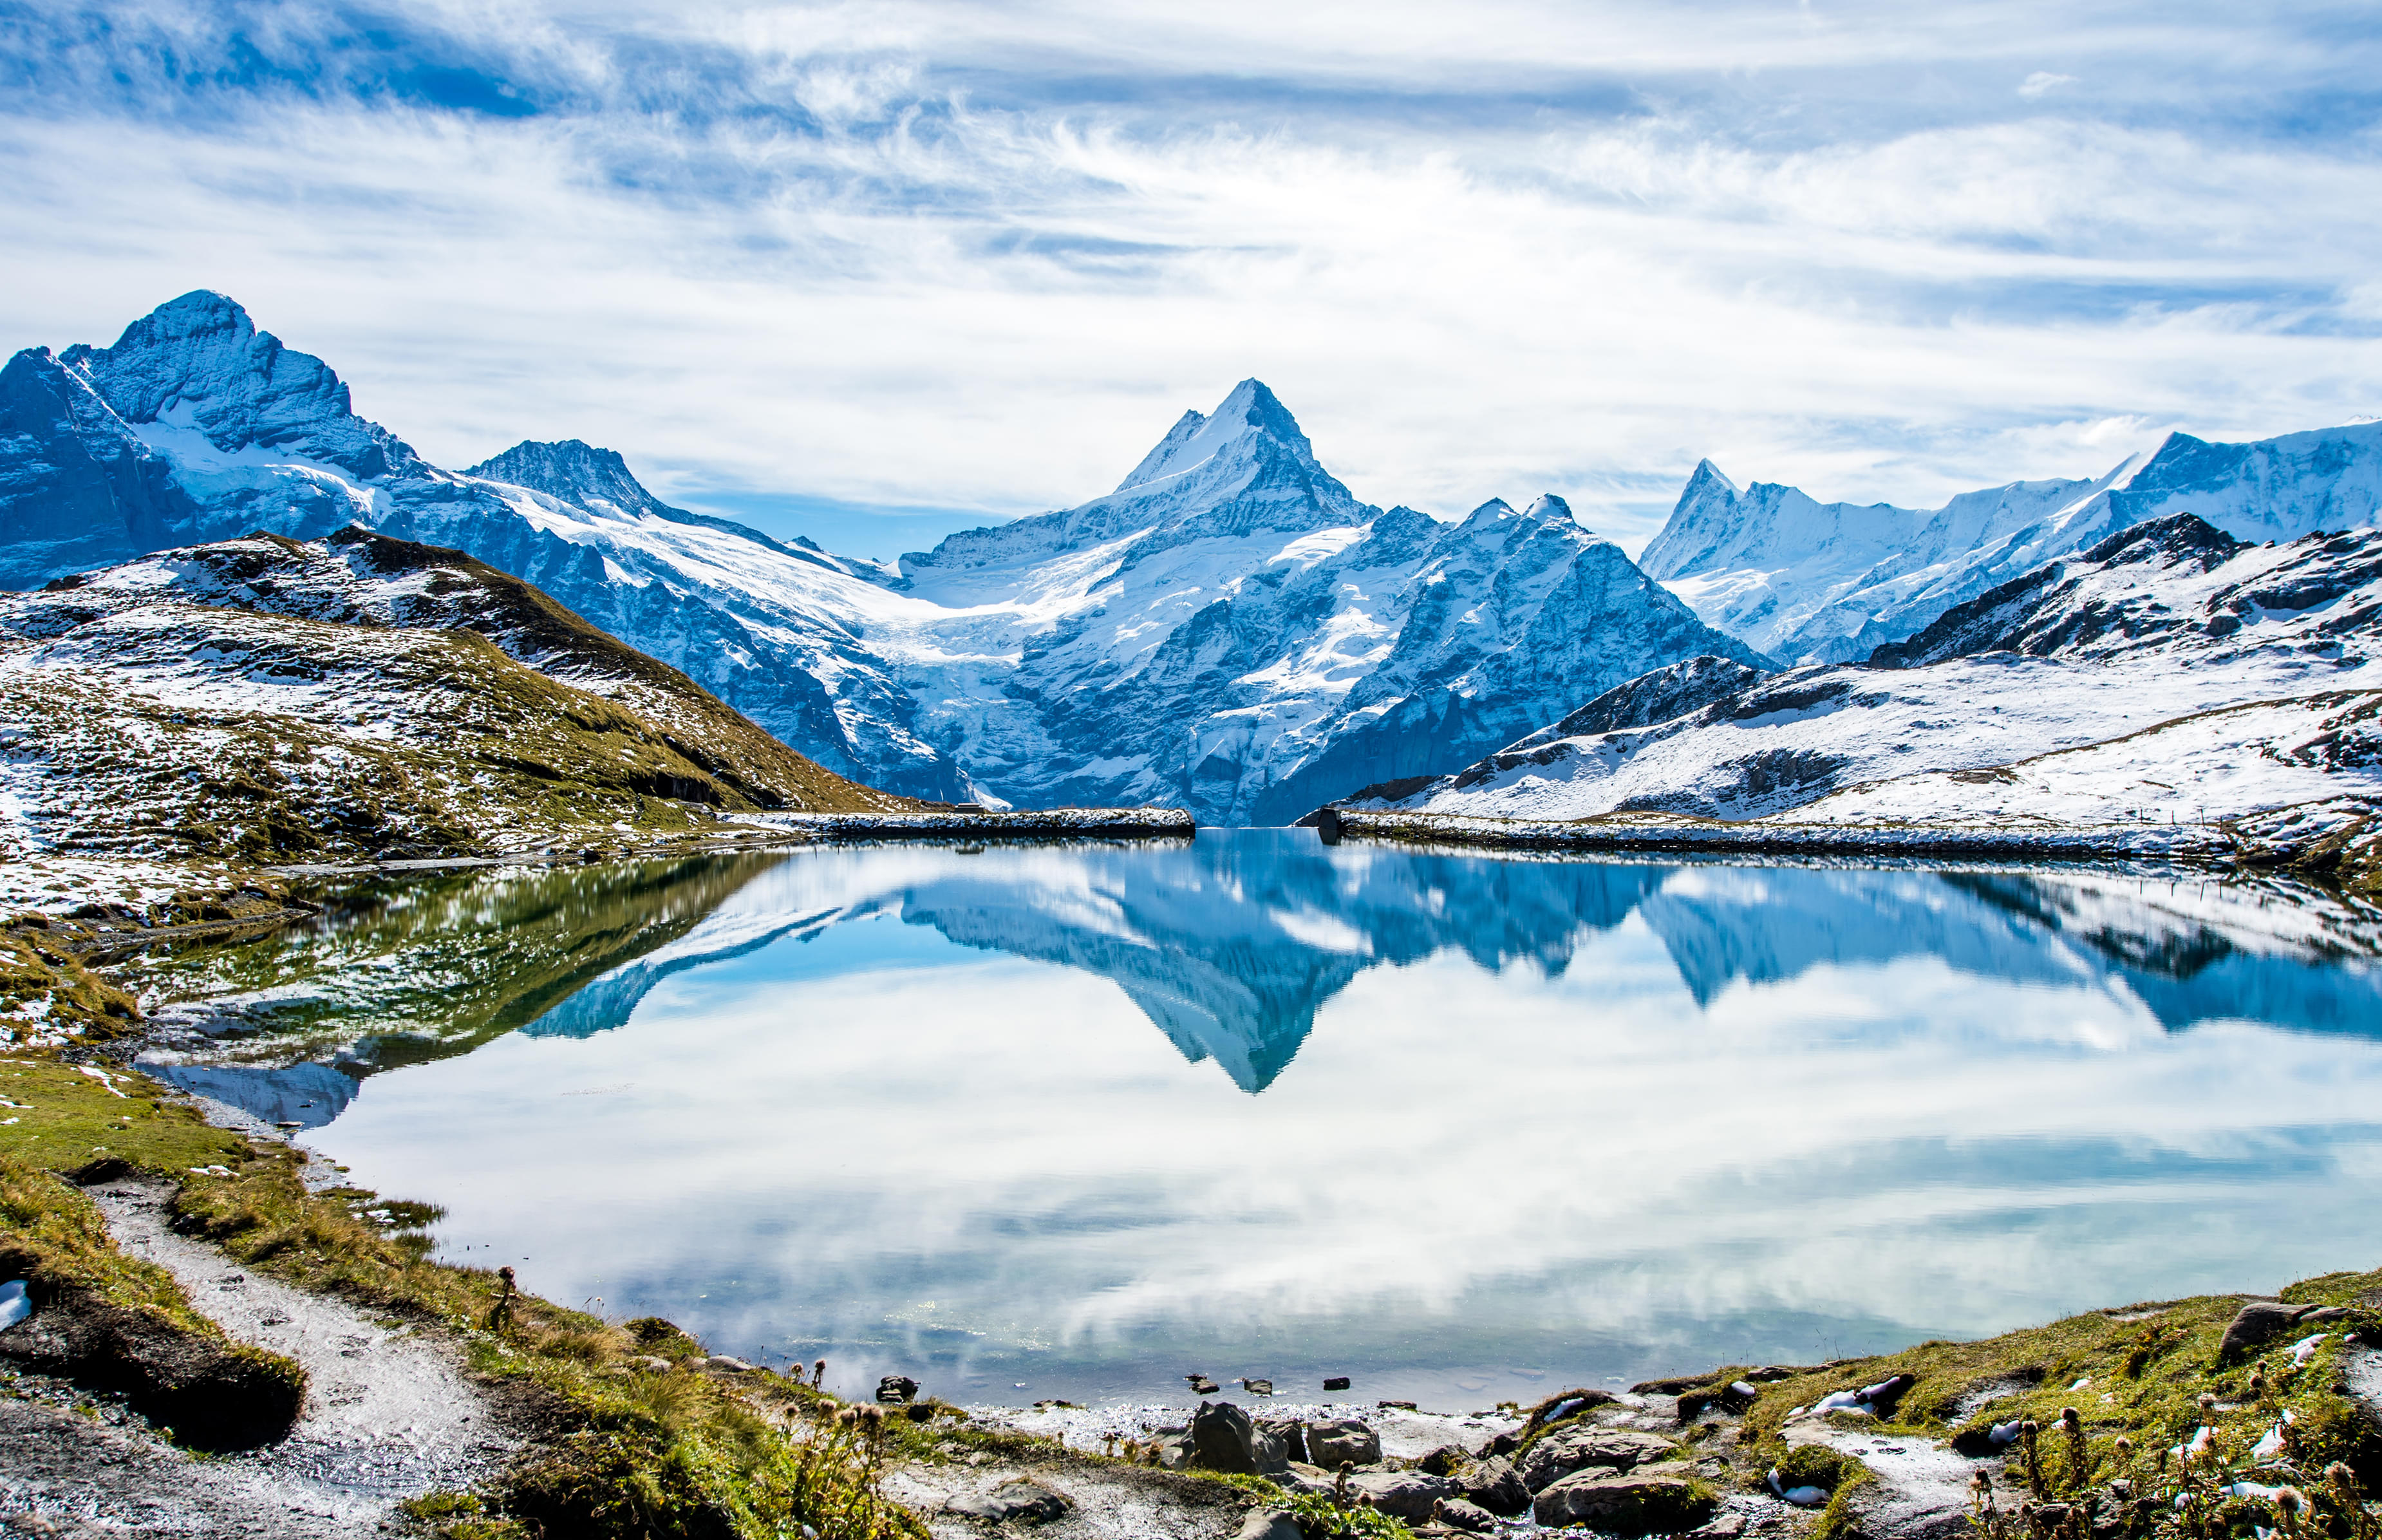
[1642,422,2382,663]
[0,292,1761,822]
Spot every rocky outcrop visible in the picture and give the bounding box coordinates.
[1301,1416,1382,1467]
[1531,1469,1716,1534]
[1518,1426,1683,1494]
[2217,1300,2356,1364]
[1343,1469,1458,1521]
[1186,1400,1288,1475]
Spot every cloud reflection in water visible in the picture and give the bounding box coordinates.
[267,833,2382,1405]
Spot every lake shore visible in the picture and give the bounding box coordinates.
[5,1049,2377,1540]
[5,834,2381,1538]
[1309,803,2382,893]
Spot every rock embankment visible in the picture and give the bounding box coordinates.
[744,807,1198,841]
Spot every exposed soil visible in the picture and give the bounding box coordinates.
[0,1176,530,1536]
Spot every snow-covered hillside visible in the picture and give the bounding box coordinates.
[0,533,908,863]
[1642,422,2382,662]
[0,294,1759,821]
[1369,515,2382,831]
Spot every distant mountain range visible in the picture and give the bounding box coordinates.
[1,294,1758,819]
[1640,422,2382,664]
[1358,514,2382,850]
[8,290,2382,827]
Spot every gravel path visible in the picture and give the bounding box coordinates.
[0,1176,525,1536]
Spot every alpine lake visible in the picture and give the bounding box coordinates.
[118,829,2382,1411]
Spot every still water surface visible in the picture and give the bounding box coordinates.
[138,831,2382,1407]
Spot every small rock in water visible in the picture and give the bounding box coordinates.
[1240,1377,1274,1396]
[877,1375,920,1404]
[1378,1399,1419,1411]
[1187,1373,1221,1394]
[1324,1375,1351,1391]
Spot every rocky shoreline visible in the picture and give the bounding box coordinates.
[937,1283,2382,1540]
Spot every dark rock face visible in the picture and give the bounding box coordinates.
[0,1260,305,1451]
[1530,1469,1715,1534]
[1519,1427,1683,1494]
[875,1374,919,1404]
[1433,1496,1500,1532]
[2217,1301,2328,1364]
[1188,1400,1287,1474]
[1455,1455,1532,1515]
[1344,1469,1458,1521]
[1257,1418,1309,1463]
[1506,657,1774,753]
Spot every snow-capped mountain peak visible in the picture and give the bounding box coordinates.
[59,290,423,484]
[470,439,672,521]
[1113,378,1321,494]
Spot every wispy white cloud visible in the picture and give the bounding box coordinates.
[4,0,2380,556]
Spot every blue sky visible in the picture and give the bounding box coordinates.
[5,1,2381,558]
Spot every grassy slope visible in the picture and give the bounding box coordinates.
[1657,1275,2382,1539]
[0,606,891,863]
[316,527,911,820]
[4,529,918,867]
[0,1054,926,1539]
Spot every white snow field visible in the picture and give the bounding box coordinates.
[1373,516,2382,837]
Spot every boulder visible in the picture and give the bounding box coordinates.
[1432,1496,1499,1532]
[1457,1455,1532,1515]
[876,1374,920,1403]
[1532,1470,1716,1534]
[1237,1512,1304,1540]
[1346,1470,1458,1522]
[1260,1418,1309,1463]
[1417,1444,1467,1476]
[1156,1432,1196,1470]
[946,1480,1070,1524]
[1190,1400,1288,1474]
[1519,1427,1682,1493]
[1304,1416,1383,1467]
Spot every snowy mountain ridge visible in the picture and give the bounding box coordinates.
[0,294,1760,821]
[1369,514,2382,832]
[1644,424,2382,663]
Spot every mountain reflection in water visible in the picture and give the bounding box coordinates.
[136,832,2382,1405]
